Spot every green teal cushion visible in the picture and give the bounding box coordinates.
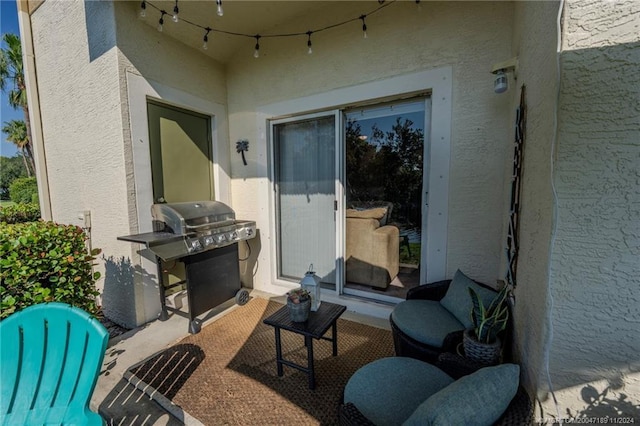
[344,357,454,426]
[439,270,498,329]
[391,300,465,347]
[403,364,520,426]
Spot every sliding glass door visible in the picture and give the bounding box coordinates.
[343,99,429,301]
[271,98,431,303]
[271,112,340,288]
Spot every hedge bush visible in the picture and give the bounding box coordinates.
[9,177,38,204]
[0,202,41,224]
[0,221,101,319]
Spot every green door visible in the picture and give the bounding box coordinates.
[147,102,213,203]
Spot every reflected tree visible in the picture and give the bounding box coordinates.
[346,117,424,227]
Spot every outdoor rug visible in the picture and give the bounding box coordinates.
[125,297,394,425]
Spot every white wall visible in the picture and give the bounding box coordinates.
[226,1,515,295]
[30,1,131,316]
[30,1,229,328]
[508,0,560,407]
[542,0,640,418]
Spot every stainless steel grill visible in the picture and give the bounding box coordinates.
[148,201,256,261]
[118,201,256,333]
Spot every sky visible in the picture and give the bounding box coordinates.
[1,0,22,158]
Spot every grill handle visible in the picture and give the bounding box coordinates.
[184,220,235,231]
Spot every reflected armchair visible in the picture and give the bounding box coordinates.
[345,208,399,289]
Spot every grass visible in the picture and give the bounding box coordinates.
[0,200,15,207]
[400,243,421,265]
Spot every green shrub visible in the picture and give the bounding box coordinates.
[0,221,101,319]
[9,177,38,204]
[0,202,41,224]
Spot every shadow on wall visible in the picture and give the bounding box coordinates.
[101,255,156,329]
[546,39,640,391]
[84,0,117,62]
[239,229,261,290]
[565,384,640,420]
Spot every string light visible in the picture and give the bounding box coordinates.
[172,0,179,23]
[360,15,368,39]
[306,31,313,54]
[253,35,261,58]
[142,1,396,56]
[203,27,211,50]
[157,10,166,32]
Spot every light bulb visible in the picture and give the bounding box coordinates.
[172,2,179,22]
[216,0,223,16]
[203,34,209,50]
[253,37,260,58]
[157,23,163,32]
[203,41,208,50]
[360,16,368,39]
[139,1,146,18]
[308,46,313,55]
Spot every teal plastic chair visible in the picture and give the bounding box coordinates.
[0,302,109,425]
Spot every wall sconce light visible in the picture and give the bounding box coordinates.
[491,57,518,94]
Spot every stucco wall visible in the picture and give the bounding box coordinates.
[508,0,560,406]
[30,1,130,312]
[226,1,515,294]
[542,0,640,418]
[30,1,229,328]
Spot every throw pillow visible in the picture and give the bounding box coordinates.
[345,207,387,221]
[439,269,498,329]
[402,364,520,426]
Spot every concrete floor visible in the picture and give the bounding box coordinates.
[91,290,391,425]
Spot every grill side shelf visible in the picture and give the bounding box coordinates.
[117,232,184,245]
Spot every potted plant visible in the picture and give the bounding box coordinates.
[463,285,510,365]
[286,287,311,322]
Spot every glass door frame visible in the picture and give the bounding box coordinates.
[268,99,433,304]
[338,97,432,303]
[268,110,344,292]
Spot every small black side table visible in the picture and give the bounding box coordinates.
[263,301,346,389]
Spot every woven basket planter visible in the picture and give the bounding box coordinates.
[463,328,501,365]
[287,298,311,322]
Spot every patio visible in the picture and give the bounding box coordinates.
[92,290,393,425]
[15,0,640,422]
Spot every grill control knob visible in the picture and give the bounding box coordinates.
[188,239,203,252]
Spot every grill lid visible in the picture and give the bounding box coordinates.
[152,201,235,234]
[119,201,256,261]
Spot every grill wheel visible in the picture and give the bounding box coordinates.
[235,288,250,306]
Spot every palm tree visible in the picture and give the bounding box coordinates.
[0,33,35,174]
[2,119,32,177]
